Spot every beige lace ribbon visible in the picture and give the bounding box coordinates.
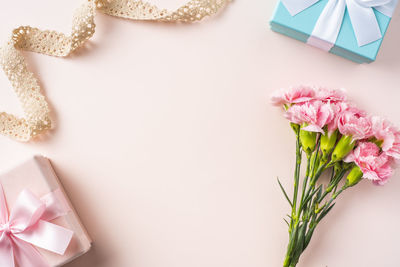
[0,0,230,141]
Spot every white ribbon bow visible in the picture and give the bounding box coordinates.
[281,0,398,50]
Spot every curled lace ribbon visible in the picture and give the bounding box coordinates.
[0,0,230,141]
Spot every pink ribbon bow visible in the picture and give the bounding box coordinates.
[0,184,73,267]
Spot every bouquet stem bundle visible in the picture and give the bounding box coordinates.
[281,127,349,267]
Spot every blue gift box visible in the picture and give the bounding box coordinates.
[270,0,393,63]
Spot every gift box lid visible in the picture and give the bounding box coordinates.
[0,156,91,267]
[270,0,392,62]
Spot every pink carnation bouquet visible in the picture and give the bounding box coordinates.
[271,86,399,267]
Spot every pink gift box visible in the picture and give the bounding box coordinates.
[0,155,91,266]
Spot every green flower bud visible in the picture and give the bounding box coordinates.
[320,130,338,158]
[369,137,384,148]
[310,151,319,166]
[333,161,343,174]
[342,161,353,171]
[309,151,320,176]
[345,166,363,187]
[331,135,355,162]
[300,127,317,155]
[290,123,300,134]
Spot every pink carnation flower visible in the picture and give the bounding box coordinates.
[337,107,372,140]
[386,132,400,160]
[315,88,347,102]
[371,116,400,159]
[344,142,393,185]
[271,86,315,106]
[284,100,334,134]
[326,101,350,135]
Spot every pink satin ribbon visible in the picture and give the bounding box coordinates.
[0,184,73,267]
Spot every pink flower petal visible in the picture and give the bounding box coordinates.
[345,142,394,185]
[302,125,324,134]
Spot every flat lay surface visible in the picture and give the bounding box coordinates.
[0,0,400,266]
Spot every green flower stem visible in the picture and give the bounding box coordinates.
[299,154,312,212]
[332,184,349,199]
[318,167,347,202]
[284,136,321,267]
[295,167,351,264]
[298,138,320,217]
[309,162,327,187]
[328,168,336,185]
[282,128,356,267]
[284,130,302,267]
[290,130,302,229]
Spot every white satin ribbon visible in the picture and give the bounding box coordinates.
[281,0,398,50]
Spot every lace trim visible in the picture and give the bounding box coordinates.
[0,0,230,141]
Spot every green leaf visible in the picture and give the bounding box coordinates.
[292,223,307,261]
[300,185,322,211]
[278,177,293,207]
[287,225,299,259]
[304,226,315,250]
[316,186,322,200]
[317,203,336,223]
[283,218,290,227]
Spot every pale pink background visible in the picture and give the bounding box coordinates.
[0,1,400,266]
